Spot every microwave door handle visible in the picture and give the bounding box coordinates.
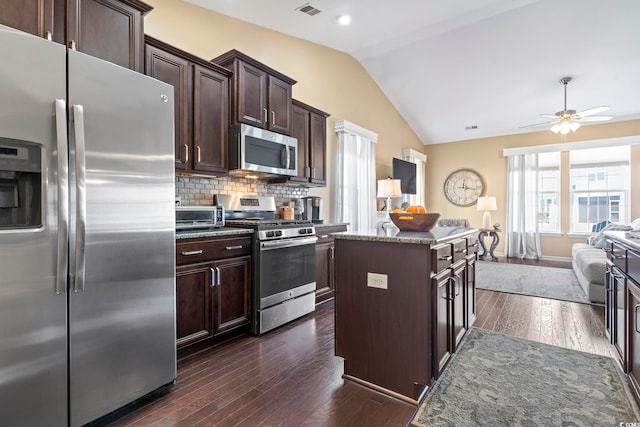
[286,145,291,169]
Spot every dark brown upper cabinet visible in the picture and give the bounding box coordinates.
[212,49,296,135]
[0,0,151,72]
[145,36,231,175]
[288,99,330,186]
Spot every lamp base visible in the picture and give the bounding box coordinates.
[482,211,492,230]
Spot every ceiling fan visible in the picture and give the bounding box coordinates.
[521,76,613,134]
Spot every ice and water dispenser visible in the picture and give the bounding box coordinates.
[0,140,42,228]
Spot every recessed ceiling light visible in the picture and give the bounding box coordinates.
[338,15,351,25]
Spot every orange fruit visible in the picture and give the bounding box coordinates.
[392,208,404,213]
[406,205,426,214]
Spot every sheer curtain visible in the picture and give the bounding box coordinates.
[333,120,378,232]
[505,153,542,259]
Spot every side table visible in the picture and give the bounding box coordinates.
[478,229,500,261]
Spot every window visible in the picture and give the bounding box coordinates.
[537,152,560,233]
[569,146,630,233]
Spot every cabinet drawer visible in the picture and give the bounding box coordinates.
[177,236,252,265]
[611,242,627,272]
[452,239,468,263]
[432,244,453,273]
[316,224,348,244]
[467,237,479,255]
[629,249,640,284]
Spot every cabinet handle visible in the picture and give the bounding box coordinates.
[225,245,243,250]
[455,248,467,254]
[181,250,203,256]
[263,108,268,123]
[439,255,452,261]
[305,166,311,178]
[330,246,335,259]
[184,144,189,162]
[69,40,77,50]
[272,110,276,126]
[216,267,221,287]
[311,167,315,179]
[196,145,201,163]
[635,304,640,334]
[447,277,456,300]
[210,267,216,287]
[285,145,291,169]
[45,31,52,41]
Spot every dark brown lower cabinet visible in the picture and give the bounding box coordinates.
[433,269,453,374]
[175,236,251,350]
[465,252,477,328]
[628,283,640,399]
[315,224,347,304]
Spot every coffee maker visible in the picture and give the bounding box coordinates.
[302,196,323,223]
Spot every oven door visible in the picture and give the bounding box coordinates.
[258,236,317,308]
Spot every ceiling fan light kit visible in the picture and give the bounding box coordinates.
[521,76,613,134]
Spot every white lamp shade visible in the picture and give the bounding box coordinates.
[476,196,497,211]
[377,179,402,198]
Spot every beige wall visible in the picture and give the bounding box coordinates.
[144,1,640,259]
[144,0,425,221]
[423,120,640,259]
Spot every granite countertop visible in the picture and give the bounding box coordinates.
[333,226,478,245]
[175,227,254,240]
[605,230,640,252]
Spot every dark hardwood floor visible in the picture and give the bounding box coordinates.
[102,258,611,427]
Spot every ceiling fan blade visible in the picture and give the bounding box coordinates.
[540,114,559,118]
[575,106,610,117]
[519,120,557,129]
[576,115,614,122]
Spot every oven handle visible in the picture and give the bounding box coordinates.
[260,236,318,251]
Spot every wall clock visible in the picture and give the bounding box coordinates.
[443,169,485,206]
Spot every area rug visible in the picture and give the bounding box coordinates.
[412,328,639,426]
[475,261,591,304]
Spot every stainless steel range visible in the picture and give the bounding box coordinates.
[216,194,317,335]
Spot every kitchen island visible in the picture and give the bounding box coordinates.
[333,226,478,404]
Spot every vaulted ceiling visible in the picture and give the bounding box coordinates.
[186,0,640,144]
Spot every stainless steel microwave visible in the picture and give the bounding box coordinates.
[228,123,297,178]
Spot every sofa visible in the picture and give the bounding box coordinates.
[571,221,635,304]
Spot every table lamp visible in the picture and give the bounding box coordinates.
[377,178,402,215]
[477,196,497,230]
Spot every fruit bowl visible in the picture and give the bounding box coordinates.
[389,212,441,232]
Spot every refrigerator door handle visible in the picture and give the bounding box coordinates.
[55,99,69,295]
[72,104,87,292]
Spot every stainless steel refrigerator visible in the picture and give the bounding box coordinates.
[0,25,176,426]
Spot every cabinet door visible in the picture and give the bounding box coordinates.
[605,261,615,341]
[627,283,640,400]
[612,268,627,370]
[309,111,327,185]
[192,63,229,174]
[0,0,55,39]
[268,75,292,134]
[237,61,267,127]
[451,263,466,349]
[433,270,453,377]
[67,0,147,72]
[289,103,311,183]
[145,43,192,170]
[465,255,477,328]
[212,255,251,336]
[315,241,333,304]
[176,263,214,349]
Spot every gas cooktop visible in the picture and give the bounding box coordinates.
[225,218,312,228]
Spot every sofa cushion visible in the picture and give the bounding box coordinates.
[574,247,607,286]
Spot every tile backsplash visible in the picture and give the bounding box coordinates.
[175,175,309,208]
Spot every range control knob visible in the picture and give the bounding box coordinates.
[275,230,283,237]
[299,228,307,235]
[266,231,275,238]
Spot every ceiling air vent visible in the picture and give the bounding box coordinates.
[296,3,322,16]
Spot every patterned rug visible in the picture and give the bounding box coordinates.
[475,261,591,304]
[412,328,639,426]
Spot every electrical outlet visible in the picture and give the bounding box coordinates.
[367,272,388,289]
